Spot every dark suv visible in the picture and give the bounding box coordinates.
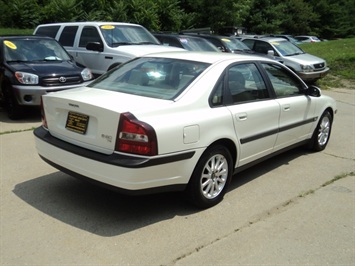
[153,33,220,52]
[183,34,253,54]
[0,35,93,119]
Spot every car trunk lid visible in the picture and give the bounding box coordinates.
[42,87,170,154]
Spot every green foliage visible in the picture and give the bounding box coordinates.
[245,0,286,34]
[309,0,355,38]
[40,0,85,23]
[280,0,318,35]
[0,0,354,38]
[300,38,355,89]
[0,28,33,35]
[300,38,355,79]
[3,0,40,29]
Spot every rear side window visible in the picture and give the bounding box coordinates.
[35,26,60,38]
[59,26,78,47]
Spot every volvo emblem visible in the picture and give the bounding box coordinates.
[59,76,67,83]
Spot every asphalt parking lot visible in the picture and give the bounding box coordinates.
[0,88,354,265]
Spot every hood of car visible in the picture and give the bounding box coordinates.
[7,60,84,76]
[284,53,326,65]
[113,44,184,57]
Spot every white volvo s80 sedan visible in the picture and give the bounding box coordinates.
[34,51,337,208]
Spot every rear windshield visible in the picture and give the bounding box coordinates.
[88,57,210,100]
[178,37,220,52]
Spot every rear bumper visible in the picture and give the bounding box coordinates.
[34,126,198,193]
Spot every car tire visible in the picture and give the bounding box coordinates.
[2,83,22,120]
[308,110,332,151]
[187,145,233,209]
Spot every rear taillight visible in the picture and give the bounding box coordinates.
[115,112,158,156]
[40,96,48,129]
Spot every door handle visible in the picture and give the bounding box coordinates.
[283,104,290,111]
[236,113,247,120]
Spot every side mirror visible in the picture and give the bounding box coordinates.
[218,46,226,52]
[267,50,275,56]
[86,42,104,52]
[306,85,321,97]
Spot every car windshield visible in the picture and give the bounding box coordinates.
[178,37,220,52]
[221,38,251,52]
[88,57,210,100]
[270,40,305,56]
[4,38,71,62]
[99,25,160,47]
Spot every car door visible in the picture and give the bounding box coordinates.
[74,26,109,75]
[221,63,280,166]
[261,62,316,150]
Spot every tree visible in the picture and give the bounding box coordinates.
[180,0,251,32]
[0,0,353,38]
[280,0,318,35]
[40,0,85,23]
[309,0,355,38]
[154,0,186,32]
[244,0,287,34]
[3,0,40,28]
[125,0,160,31]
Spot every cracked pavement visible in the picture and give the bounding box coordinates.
[1,88,354,265]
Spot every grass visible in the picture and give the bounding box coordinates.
[0,28,354,88]
[0,28,33,35]
[299,38,355,88]
[0,127,36,135]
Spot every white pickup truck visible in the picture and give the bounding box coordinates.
[34,22,183,77]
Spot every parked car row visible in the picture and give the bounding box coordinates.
[153,32,328,83]
[1,21,329,120]
[1,22,183,119]
[155,33,254,54]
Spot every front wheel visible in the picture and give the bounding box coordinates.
[187,145,233,209]
[308,110,333,151]
[2,83,23,120]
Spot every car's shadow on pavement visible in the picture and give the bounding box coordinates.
[13,147,308,237]
[0,106,41,123]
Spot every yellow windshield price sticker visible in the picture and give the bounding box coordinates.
[271,42,280,45]
[101,25,115,30]
[4,40,17,49]
[222,38,231,42]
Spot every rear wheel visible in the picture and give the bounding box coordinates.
[187,145,233,208]
[308,110,332,151]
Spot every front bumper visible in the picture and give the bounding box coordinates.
[13,80,93,106]
[297,67,330,81]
